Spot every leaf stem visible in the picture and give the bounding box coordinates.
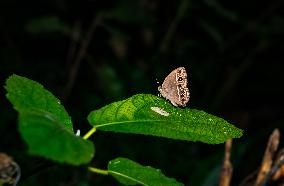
[88,166,109,175]
[83,127,97,140]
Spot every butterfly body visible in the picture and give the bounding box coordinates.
[158,67,190,107]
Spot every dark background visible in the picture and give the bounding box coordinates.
[1,0,284,185]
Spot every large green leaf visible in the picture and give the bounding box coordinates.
[88,94,243,144]
[5,74,73,131]
[18,110,94,165]
[108,157,183,186]
[5,75,94,165]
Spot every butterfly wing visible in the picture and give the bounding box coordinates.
[159,69,179,106]
[175,67,190,106]
[159,67,189,107]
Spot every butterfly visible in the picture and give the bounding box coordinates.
[158,67,190,107]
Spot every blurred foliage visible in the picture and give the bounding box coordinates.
[25,16,72,35]
[0,0,284,185]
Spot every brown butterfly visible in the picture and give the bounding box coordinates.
[158,67,190,107]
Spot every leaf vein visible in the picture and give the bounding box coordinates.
[98,105,109,121]
[114,99,128,120]
[108,170,148,186]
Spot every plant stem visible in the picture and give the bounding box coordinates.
[63,12,103,102]
[88,166,109,175]
[83,127,97,140]
[159,0,190,53]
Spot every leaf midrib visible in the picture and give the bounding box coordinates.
[108,170,148,186]
[21,109,74,135]
[95,120,175,128]
[93,119,227,142]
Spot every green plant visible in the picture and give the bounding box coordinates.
[4,74,243,185]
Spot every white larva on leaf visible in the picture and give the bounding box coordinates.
[150,107,170,116]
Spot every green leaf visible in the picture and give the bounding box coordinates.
[5,74,94,165]
[18,110,94,165]
[108,157,183,186]
[88,94,243,144]
[5,74,73,131]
